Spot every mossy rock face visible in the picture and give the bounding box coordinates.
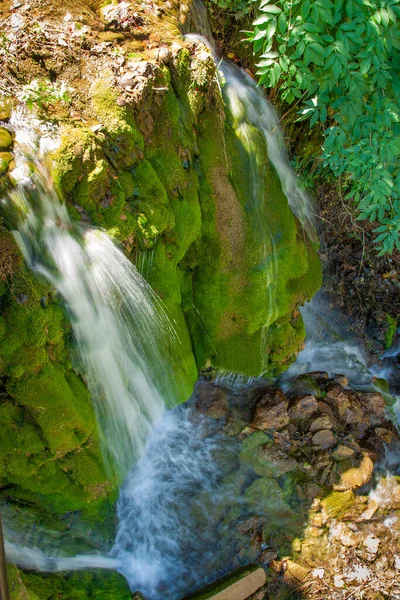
[7,566,131,600]
[0,41,320,525]
[53,46,321,384]
[0,230,115,516]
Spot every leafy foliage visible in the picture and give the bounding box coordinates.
[210,0,253,12]
[241,0,400,254]
[17,79,71,112]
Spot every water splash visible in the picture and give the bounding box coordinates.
[5,543,119,573]
[111,407,248,600]
[185,5,315,236]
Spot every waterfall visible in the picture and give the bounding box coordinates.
[185,3,316,237]
[2,114,180,477]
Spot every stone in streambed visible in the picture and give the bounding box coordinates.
[252,390,289,431]
[309,414,335,433]
[335,453,374,490]
[288,395,318,422]
[183,565,266,600]
[333,444,355,461]
[312,429,336,449]
[195,382,229,418]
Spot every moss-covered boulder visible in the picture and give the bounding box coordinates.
[0,229,116,518]
[7,565,131,600]
[53,43,321,382]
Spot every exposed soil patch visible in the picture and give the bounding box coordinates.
[316,182,400,378]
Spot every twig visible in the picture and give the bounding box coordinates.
[271,90,308,134]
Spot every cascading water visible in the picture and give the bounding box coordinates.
[3,114,180,477]
[186,2,316,237]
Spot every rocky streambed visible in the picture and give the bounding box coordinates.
[188,371,400,600]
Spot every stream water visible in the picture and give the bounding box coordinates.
[2,2,400,600]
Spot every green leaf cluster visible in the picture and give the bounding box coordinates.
[210,0,255,13]
[246,0,400,254]
[17,79,71,112]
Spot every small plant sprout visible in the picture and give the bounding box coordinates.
[17,79,72,112]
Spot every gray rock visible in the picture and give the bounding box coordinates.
[312,429,336,449]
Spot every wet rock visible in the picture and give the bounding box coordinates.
[0,127,12,149]
[333,445,355,461]
[258,445,298,477]
[335,453,373,490]
[374,427,395,444]
[363,392,386,425]
[312,429,336,449]
[252,390,289,431]
[288,395,318,422]
[16,293,28,304]
[195,382,229,418]
[309,414,334,433]
[334,374,349,387]
[183,565,266,600]
[303,482,323,500]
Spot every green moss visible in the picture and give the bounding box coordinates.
[20,570,131,600]
[7,565,41,600]
[385,313,397,349]
[90,73,143,150]
[7,363,95,455]
[321,490,355,519]
[0,126,13,148]
[53,128,96,194]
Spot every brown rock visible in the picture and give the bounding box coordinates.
[195,382,229,418]
[334,374,349,387]
[374,427,394,444]
[335,453,374,490]
[309,414,334,433]
[303,482,323,500]
[252,390,289,431]
[283,560,310,585]
[363,392,386,425]
[183,566,266,600]
[312,429,336,449]
[288,395,318,421]
[333,445,355,461]
[359,499,378,521]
